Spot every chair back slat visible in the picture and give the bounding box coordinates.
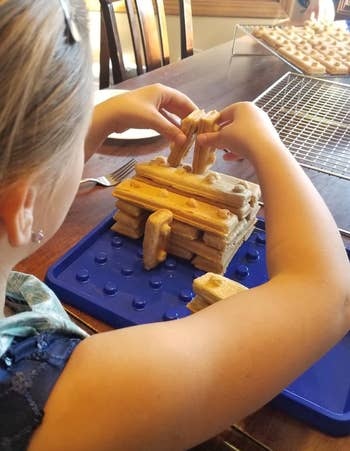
[134,0,163,71]
[100,1,127,84]
[179,0,193,59]
[99,13,110,88]
[124,0,145,76]
[154,0,170,65]
[99,0,193,86]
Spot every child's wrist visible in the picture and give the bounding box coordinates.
[246,136,286,164]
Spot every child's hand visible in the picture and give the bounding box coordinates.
[101,84,197,147]
[196,102,282,161]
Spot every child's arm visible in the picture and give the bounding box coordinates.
[84,84,197,161]
[30,103,350,451]
[199,102,349,284]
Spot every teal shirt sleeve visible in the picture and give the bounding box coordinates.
[0,271,88,357]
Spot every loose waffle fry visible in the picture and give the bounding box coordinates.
[186,272,248,312]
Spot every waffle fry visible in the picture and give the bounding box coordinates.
[186,272,248,312]
[192,110,220,174]
[143,209,173,270]
[167,109,203,167]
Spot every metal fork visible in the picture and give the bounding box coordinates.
[80,158,136,187]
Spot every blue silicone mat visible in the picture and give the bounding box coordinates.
[45,213,350,436]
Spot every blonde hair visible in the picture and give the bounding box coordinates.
[0,0,93,186]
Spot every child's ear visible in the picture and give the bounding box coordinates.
[0,180,37,247]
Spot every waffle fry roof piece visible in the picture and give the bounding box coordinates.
[135,157,261,210]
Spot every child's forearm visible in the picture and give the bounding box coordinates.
[84,104,114,161]
[252,137,348,280]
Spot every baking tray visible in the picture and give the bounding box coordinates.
[45,212,350,436]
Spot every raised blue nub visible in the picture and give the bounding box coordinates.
[256,232,266,245]
[246,249,259,262]
[165,258,177,270]
[137,248,143,258]
[133,296,147,310]
[111,236,123,248]
[179,289,193,302]
[163,308,180,321]
[76,268,89,282]
[95,251,107,264]
[236,264,249,279]
[104,281,118,295]
[149,277,162,289]
[121,266,133,276]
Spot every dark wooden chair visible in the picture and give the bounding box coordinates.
[335,0,350,20]
[99,0,194,88]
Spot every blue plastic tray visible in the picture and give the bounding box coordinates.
[45,213,350,436]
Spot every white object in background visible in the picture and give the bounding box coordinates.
[93,89,160,141]
[287,0,335,24]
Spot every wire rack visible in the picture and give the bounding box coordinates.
[254,72,350,181]
[232,25,304,74]
[232,24,350,78]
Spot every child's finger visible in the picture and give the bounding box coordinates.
[161,86,198,119]
[216,103,245,126]
[148,110,187,146]
[196,131,223,149]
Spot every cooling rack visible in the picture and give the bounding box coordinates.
[253,72,350,181]
[232,24,303,74]
[232,24,350,77]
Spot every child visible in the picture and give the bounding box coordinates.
[0,1,349,451]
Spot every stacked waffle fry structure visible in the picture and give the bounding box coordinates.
[112,109,261,274]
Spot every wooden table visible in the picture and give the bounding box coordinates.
[16,41,350,450]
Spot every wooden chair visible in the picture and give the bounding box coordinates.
[99,0,194,88]
[335,0,350,20]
